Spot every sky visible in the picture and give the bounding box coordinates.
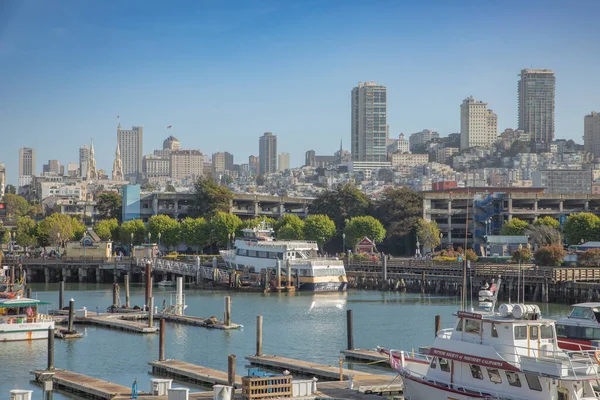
[1,0,599,185]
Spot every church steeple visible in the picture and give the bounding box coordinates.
[112,142,124,181]
[86,138,97,181]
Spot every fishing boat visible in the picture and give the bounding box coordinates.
[555,303,600,351]
[381,284,600,399]
[0,298,54,342]
[220,223,347,292]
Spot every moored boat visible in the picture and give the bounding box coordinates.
[0,298,54,342]
[556,303,600,351]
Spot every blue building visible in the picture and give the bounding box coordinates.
[122,185,141,221]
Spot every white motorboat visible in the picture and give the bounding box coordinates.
[0,298,54,342]
[157,280,175,287]
[382,281,600,399]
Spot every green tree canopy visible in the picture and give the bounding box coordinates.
[96,192,122,221]
[274,215,304,240]
[119,219,147,245]
[3,194,30,218]
[209,212,242,248]
[94,218,119,241]
[148,215,181,250]
[5,184,16,195]
[303,214,336,250]
[15,216,37,249]
[180,217,209,251]
[242,217,276,230]
[534,216,560,229]
[192,177,233,218]
[165,184,176,193]
[524,224,562,248]
[309,184,371,230]
[563,212,600,245]
[344,216,386,248]
[534,244,566,267]
[415,218,441,251]
[500,218,529,235]
[37,214,84,246]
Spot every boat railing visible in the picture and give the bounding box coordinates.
[0,314,52,324]
[287,259,345,266]
[437,328,453,339]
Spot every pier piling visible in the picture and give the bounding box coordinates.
[59,281,64,310]
[68,299,75,332]
[256,315,263,356]
[159,318,165,361]
[145,262,152,307]
[47,327,55,370]
[112,283,118,306]
[286,261,292,288]
[228,354,236,387]
[11,266,15,291]
[346,309,354,350]
[125,274,130,308]
[434,315,441,338]
[224,296,231,327]
[148,297,154,327]
[277,259,282,289]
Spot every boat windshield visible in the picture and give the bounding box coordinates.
[569,306,600,322]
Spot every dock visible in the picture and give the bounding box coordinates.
[149,359,242,388]
[156,313,241,330]
[54,327,83,339]
[245,355,377,381]
[316,376,403,399]
[341,349,388,365]
[31,369,135,399]
[79,315,158,333]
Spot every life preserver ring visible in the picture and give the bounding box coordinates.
[594,350,600,364]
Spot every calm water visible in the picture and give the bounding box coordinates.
[0,284,571,399]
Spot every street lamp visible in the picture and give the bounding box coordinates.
[57,232,61,257]
[342,233,346,255]
[518,243,523,303]
[158,232,161,256]
[130,232,134,259]
[416,237,421,258]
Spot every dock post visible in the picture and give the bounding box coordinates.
[125,274,131,308]
[382,256,388,282]
[68,298,75,332]
[286,260,292,288]
[176,277,183,315]
[256,315,263,356]
[339,357,343,381]
[112,283,119,306]
[145,262,152,308]
[228,354,236,387]
[47,327,55,370]
[346,309,354,350]
[224,296,231,327]
[195,256,201,284]
[59,281,64,309]
[277,259,282,289]
[434,315,441,338]
[159,318,166,361]
[148,297,154,327]
[10,265,15,291]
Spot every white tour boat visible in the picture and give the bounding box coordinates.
[0,297,54,342]
[383,281,600,399]
[220,223,347,292]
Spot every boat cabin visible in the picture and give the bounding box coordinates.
[0,298,50,324]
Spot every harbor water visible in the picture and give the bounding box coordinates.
[1,284,571,399]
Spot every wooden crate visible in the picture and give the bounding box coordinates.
[241,375,292,399]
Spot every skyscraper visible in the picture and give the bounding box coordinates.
[460,96,498,150]
[584,111,600,158]
[259,132,277,175]
[278,152,290,171]
[79,145,89,178]
[0,164,5,199]
[518,69,556,143]
[18,147,35,188]
[117,124,144,183]
[351,82,387,162]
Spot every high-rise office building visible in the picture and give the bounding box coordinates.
[460,96,498,150]
[518,69,555,143]
[117,124,144,183]
[79,145,89,178]
[18,147,36,188]
[170,150,203,182]
[212,152,226,176]
[584,111,600,158]
[224,152,234,171]
[0,163,5,199]
[351,82,387,162]
[305,150,316,167]
[278,152,290,171]
[259,132,277,175]
[42,160,64,176]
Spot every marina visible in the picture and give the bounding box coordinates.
[149,359,243,388]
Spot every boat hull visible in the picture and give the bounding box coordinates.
[0,321,55,342]
[402,374,486,400]
[299,281,348,292]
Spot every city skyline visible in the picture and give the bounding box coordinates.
[1,1,599,183]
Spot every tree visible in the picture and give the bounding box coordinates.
[180,217,209,252]
[563,213,600,245]
[71,218,86,241]
[37,214,84,247]
[256,175,266,186]
[15,216,37,249]
[344,216,386,248]
[512,247,533,263]
[192,177,233,218]
[94,218,119,241]
[165,184,176,193]
[119,219,146,245]
[148,215,180,250]
[465,249,479,262]
[415,218,441,251]
[309,184,371,230]
[96,192,122,221]
[5,184,16,195]
[579,249,600,267]
[274,215,304,240]
[500,218,529,236]
[524,224,562,248]
[243,217,276,230]
[303,215,336,250]
[534,245,566,266]
[209,212,242,249]
[534,216,560,229]
[3,194,30,218]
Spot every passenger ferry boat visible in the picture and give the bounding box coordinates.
[220,223,347,292]
[0,298,53,342]
[382,284,600,399]
[556,303,600,351]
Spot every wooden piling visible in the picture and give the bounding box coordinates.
[382,256,388,281]
[125,274,130,308]
[145,262,152,307]
[59,281,64,310]
[286,261,292,288]
[256,315,263,356]
[277,260,282,289]
[346,309,354,350]
[159,318,166,361]
[148,297,154,327]
[228,354,236,387]
[47,327,55,370]
[68,299,75,332]
[225,296,231,327]
[435,315,441,338]
[339,357,343,381]
[112,283,119,306]
[11,266,15,291]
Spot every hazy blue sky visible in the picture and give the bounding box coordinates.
[1,0,599,184]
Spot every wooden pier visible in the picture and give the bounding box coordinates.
[317,376,403,399]
[31,369,135,399]
[156,313,241,330]
[149,359,242,388]
[78,315,158,334]
[341,349,388,365]
[245,355,377,381]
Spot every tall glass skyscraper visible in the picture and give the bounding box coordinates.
[518,69,555,143]
[351,82,387,162]
[259,132,277,175]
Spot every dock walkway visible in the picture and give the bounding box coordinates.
[245,355,377,381]
[149,359,242,388]
[31,369,134,399]
[79,315,158,333]
[156,313,241,330]
[341,349,388,365]
[316,376,403,399]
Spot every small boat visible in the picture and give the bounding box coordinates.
[157,280,175,287]
[555,302,600,351]
[0,298,54,342]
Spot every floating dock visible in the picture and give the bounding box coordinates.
[31,369,135,399]
[245,355,377,381]
[341,349,388,364]
[78,315,158,334]
[317,376,403,398]
[157,313,241,330]
[54,327,83,339]
[149,359,242,388]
